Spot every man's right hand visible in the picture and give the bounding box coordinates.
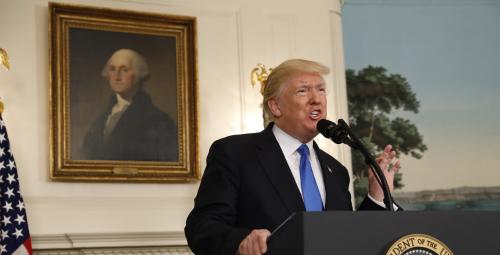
[237,229,271,255]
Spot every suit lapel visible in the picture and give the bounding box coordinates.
[256,124,305,214]
[314,142,352,210]
[313,142,334,210]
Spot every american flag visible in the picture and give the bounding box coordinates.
[0,117,32,255]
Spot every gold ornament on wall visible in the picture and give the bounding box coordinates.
[250,63,273,126]
[250,63,272,95]
[0,47,10,115]
[0,48,10,71]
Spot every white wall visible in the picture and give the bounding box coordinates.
[0,0,348,249]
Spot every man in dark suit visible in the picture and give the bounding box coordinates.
[81,49,177,161]
[185,59,400,255]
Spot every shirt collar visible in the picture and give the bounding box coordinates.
[115,94,131,107]
[110,94,132,115]
[272,124,314,156]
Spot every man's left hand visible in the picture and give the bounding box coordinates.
[368,144,400,202]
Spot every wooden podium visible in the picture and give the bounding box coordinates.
[267,211,500,254]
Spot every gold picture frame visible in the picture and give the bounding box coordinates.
[49,3,199,182]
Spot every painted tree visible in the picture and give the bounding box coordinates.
[345,66,427,206]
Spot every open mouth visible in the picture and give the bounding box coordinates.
[310,110,321,119]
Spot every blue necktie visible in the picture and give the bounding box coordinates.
[297,144,323,211]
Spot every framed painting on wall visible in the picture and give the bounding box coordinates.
[49,3,199,182]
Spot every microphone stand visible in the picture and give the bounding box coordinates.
[336,119,395,211]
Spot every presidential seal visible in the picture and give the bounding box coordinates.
[385,234,453,255]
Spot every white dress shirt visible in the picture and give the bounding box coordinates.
[272,125,326,206]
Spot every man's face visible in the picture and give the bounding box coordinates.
[107,53,137,100]
[269,72,327,143]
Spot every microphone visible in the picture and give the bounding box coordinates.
[316,119,395,211]
[316,119,357,149]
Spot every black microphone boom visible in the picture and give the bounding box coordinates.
[316,119,358,149]
[316,119,395,211]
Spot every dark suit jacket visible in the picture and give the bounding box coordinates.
[185,123,384,255]
[81,90,178,161]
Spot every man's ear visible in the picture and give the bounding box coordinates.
[268,99,281,117]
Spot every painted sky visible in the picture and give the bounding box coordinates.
[342,0,500,191]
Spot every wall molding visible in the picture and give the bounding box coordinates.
[35,246,192,255]
[32,231,188,250]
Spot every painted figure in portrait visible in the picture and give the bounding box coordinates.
[81,49,178,161]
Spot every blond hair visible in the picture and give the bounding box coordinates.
[262,59,330,123]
